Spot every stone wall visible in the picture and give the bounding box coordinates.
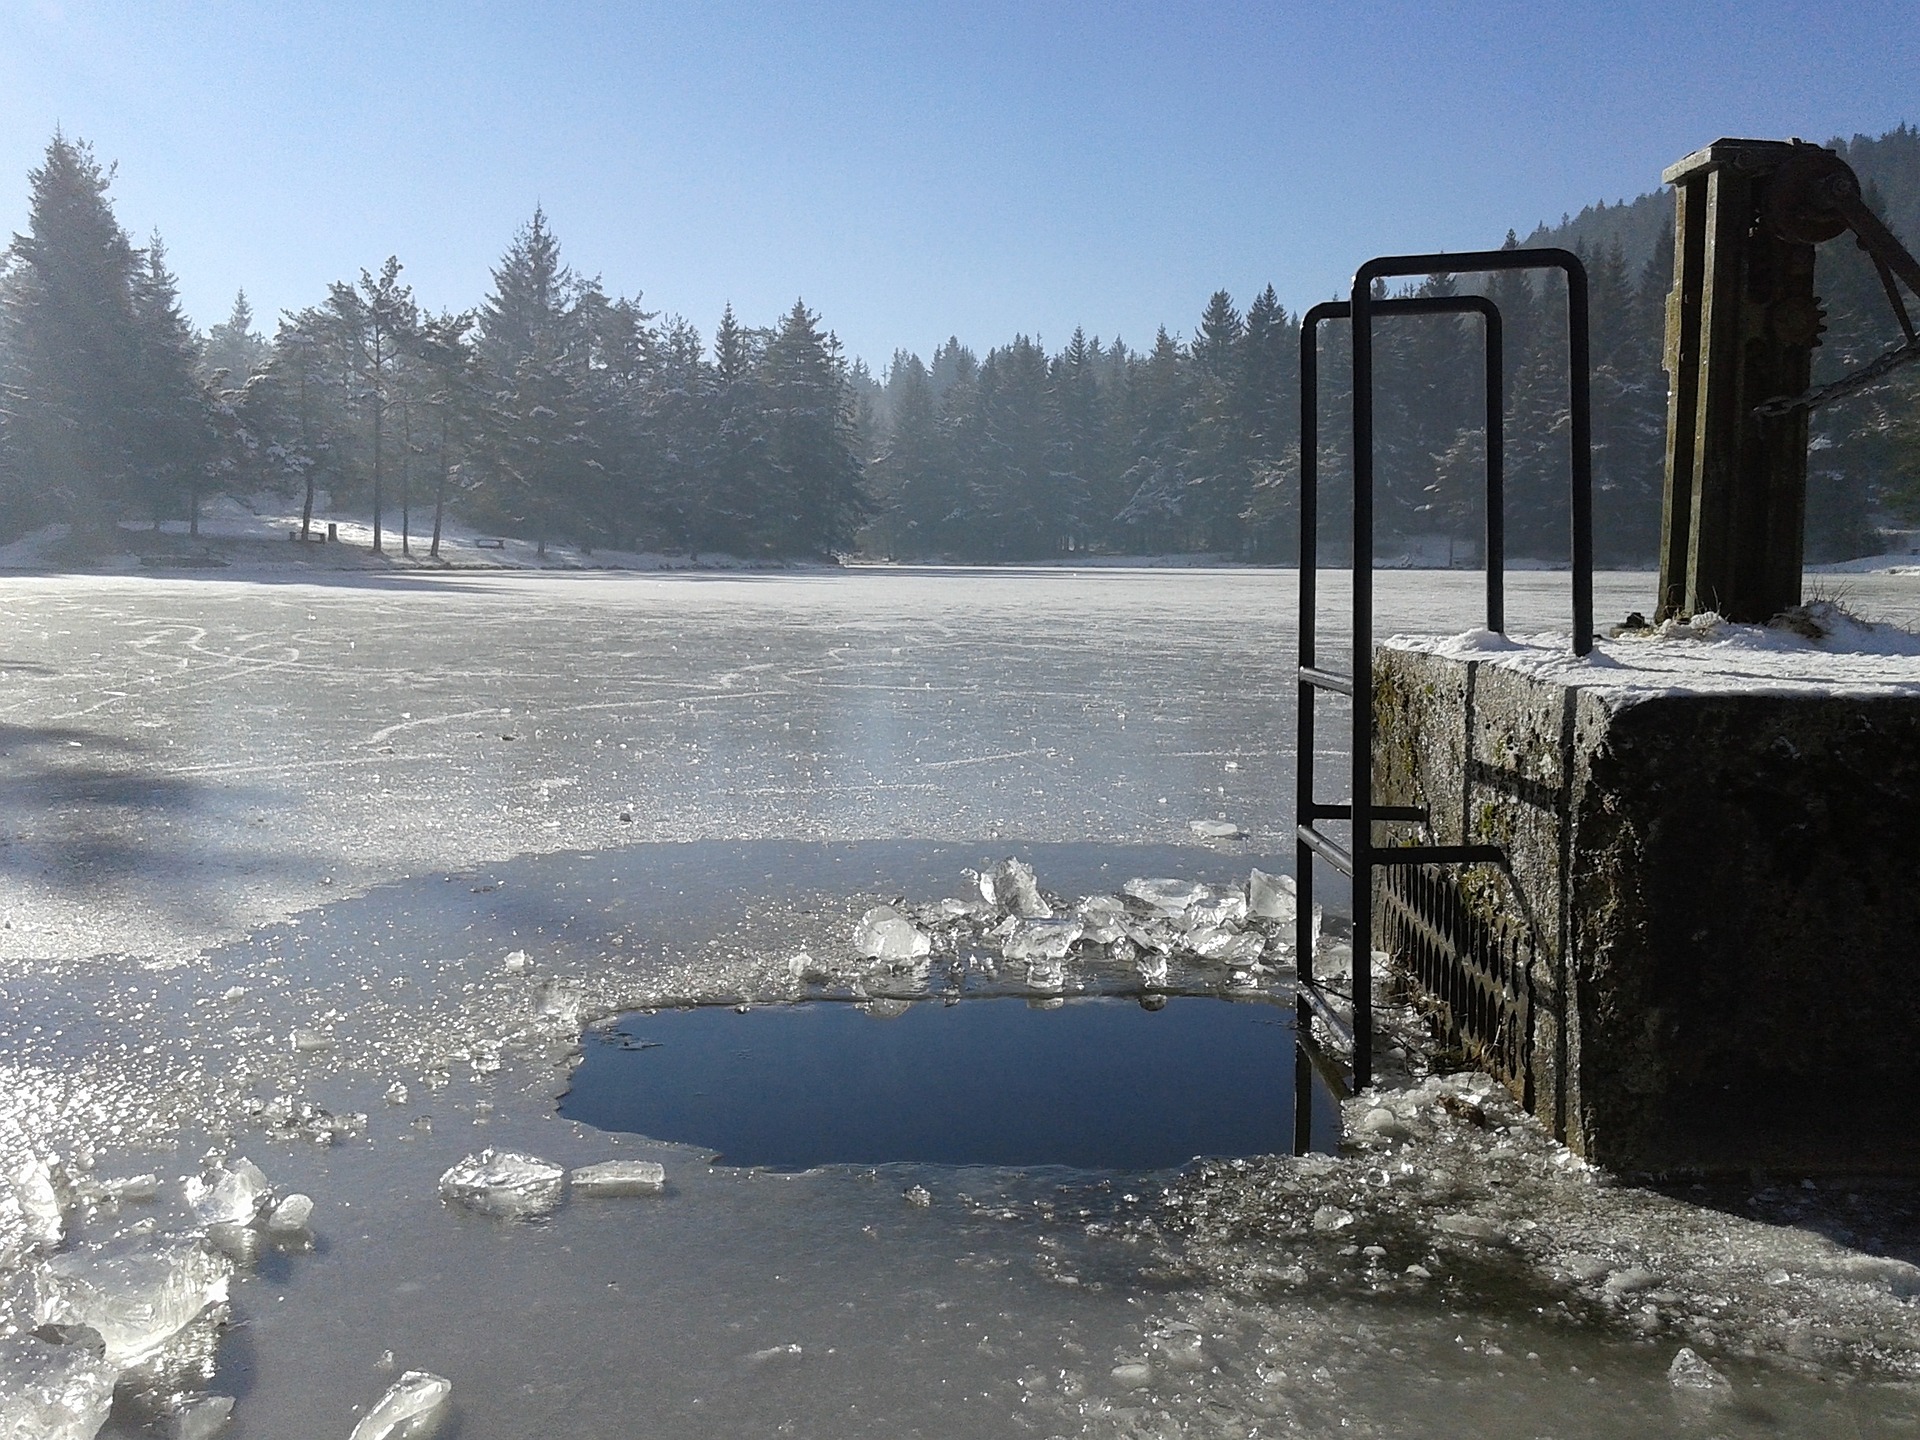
[1373,644,1920,1175]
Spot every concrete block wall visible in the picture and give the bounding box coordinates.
[1372,644,1920,1175]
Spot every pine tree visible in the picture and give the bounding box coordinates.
[129,233,216,533]
[1115,328,1191,548]
[0,133,146,542]
[869,350,949,558]
[324,257,417,553]
[203,290,269,385]
[1185,291,1247,549]
[476,210,599,556]
[756,300,866,556]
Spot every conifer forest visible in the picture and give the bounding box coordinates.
[3,126,1917,566]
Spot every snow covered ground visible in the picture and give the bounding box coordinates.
[3,566,1920,1437]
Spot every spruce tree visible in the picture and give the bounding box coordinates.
[130,233,216,533]
[324,257,417,552]
[757,300,866,556]
[0,133,145,542]
[476,210,598,556]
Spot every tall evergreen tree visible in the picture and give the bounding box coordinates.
[0,133,146,541]
[324,257,417,553]
[130,233,216,532]
[756,300,866,556]
[476,210,598,555]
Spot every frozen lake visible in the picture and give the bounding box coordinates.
[4,565,1920,1437]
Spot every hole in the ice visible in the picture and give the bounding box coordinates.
[560,995,1340,1171]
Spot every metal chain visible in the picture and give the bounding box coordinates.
[1754,335,1920,418]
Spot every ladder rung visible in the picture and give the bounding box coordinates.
[1299,665,1354,696]
[1296,823,1353,876]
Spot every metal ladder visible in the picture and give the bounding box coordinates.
[1294,247,1594,1097]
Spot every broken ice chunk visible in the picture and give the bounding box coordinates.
[852,905,931,961]
[102,1174,161,1202]
[569,1161,666,1196]
[786,951,829,983]
[437,1150,565,1217]
[1002,917,1084,963]
[34,1238,231,1367]
[1188,818,1244,839]
[167,1393,236,1439]
[185,1158,270,1225]
[348,1370,451,1440]
[1667,1346,1731,1397]
[1123,878,1213,915]
[502,949,529,972]
[1183,894,1248,931]
[6,1153,64,1248]
[0,1334,117,1440]
[988,858,1053,918]
[1247,868,1295,921]
[532,979,584,1028]
[264,1194,314,1235]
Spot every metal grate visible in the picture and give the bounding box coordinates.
[1376,864,1533,1105]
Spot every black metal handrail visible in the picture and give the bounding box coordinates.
[1295,248,1593,1096]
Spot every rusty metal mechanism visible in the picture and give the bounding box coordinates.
[1754,142,1920,418]
[1656,137,1920,624]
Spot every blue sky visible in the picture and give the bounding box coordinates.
[1,1,1913,370]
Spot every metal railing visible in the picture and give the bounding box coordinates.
[1294,247,1593,1098]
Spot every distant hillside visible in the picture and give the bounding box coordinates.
[1521,123,1920,276]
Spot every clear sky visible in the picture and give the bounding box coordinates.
[1,1,1913,371]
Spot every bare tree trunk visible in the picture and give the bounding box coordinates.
[370,334,385,555]
[399,401,412,558]
[430,412,450,559]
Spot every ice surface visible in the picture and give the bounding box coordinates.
[347,1370,451,1440]
[0,1334,117,1440]
[852,905,931,962]
[437,1150,565,1217]
[34,1238,230,1367]
[184,1157,270,1225]
[5,568,1920,1437]
[569,1161,665,1196]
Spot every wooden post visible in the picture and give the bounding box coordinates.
[1656,140,1825,623]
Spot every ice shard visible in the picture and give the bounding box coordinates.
[437,1150,565,1217]
[348,1370,451,1440]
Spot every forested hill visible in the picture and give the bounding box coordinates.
[2,126,1915,570]
[1522,125,1920,277]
